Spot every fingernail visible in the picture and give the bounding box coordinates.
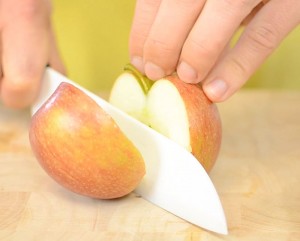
[144,62,165,80]
[204,79,228,101]
[131,56,144,73]
[177,61,198,83]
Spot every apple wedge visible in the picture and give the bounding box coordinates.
[29,82,145,199]
[109,64,221,172]
[108,63,153,123]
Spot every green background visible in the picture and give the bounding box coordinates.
[52,0,300,93]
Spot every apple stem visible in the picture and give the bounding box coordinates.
[124,63,153,94]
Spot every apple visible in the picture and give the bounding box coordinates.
[29,82,145,199]
[109,64,222,172]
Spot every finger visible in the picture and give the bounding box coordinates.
[142,0,206,80]
[48,27,66,75]
[242,2,264,25]
[0,0,51,108]
[177,0,261,83]
[129,0,162,74]
[203,0,300,102]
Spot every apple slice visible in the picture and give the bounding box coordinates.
[109,64,152,123]
[147,76,222,172]
[29,82,145,199]
[109,65,221,172]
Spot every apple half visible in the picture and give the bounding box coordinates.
[29,82,145,199]
[109,64,222,172]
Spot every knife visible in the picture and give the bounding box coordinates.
[31,68,228,235]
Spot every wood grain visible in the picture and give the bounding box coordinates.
[0,90,300,241]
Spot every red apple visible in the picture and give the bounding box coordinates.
[109,64,222,172]
[29,82,145,199]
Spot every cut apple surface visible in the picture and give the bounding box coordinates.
[147,79,191,151]
[109,65,222,172]
[29,82,145,199]
[109,72,148,123]
[109,64,153,123]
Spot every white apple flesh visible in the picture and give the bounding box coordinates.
[146,79,191,151]
[109,72,148,123]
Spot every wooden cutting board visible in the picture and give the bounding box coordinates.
[0,90,300,241]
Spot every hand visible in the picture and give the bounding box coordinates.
[0,0,65,109]
[129,0,300,102]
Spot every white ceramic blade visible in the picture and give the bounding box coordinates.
[31,68,228,235]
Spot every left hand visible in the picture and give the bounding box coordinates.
[129,0,300,102]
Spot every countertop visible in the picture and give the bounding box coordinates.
[0,90,300,241]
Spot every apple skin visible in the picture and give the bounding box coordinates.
[163,75,222,172]
[29,82,145,199]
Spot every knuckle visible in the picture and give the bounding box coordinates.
[144,37,179,71]
[130,29,148,42]
[181,39,224,76]
[129,31,147,53]
[228,56,249,79]
[246,24,278,52]
[188,39,219,59]
[145,37,175,55]
[144,37,179,66]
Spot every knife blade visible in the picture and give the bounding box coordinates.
[31,68,228,235]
